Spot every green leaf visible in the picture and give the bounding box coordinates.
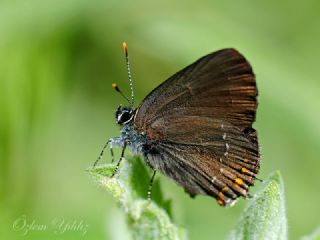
[87,156,187,240]
[301,227,320,240]
[228,171,288,240]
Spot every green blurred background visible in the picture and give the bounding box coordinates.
[1,0,319,239]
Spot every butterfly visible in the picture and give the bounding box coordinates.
[94,42,261,206]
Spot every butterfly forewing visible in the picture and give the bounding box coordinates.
[133,49,260,205]
[135,49,257,132]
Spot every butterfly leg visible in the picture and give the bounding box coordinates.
[109,141,115,163]
[111,142,127,177]
[93,139,111,167]
[93,137,123,166]
[147,170,157,202]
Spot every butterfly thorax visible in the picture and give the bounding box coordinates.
[119,121,147,155]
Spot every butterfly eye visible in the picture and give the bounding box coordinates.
[118,111,132,124]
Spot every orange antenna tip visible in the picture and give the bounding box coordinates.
[112,83,117,89]
[122,41,127,56]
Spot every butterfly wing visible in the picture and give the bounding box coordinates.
[142,115,260,206]
[134,49,260,205]
[134,48,257,132]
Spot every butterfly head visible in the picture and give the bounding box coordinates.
[112,42,137,126]
[115,106,134,125]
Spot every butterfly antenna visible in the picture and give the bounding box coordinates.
[112,83,131,105]
[122,41,134,107]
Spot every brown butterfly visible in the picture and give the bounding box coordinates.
[94,42,261,206]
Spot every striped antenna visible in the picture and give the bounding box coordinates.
[112,83,131,105]
[122,42,134,107]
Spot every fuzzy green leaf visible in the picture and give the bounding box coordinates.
[87,156,187,240]
[228,171,288,240]
[301,227,320,240]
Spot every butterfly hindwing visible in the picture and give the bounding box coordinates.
[142,115,259,205]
